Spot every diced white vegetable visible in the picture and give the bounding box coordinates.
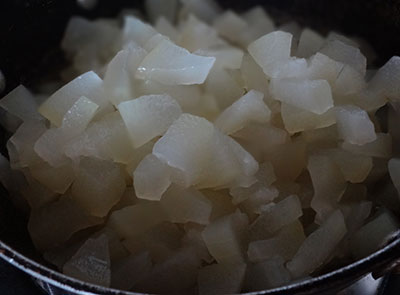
[240,6,275,44]
[71,157,126,217]
[341,133,392,158]
[350,211,399,259]
[35,96,99,167]
[202,190,236,221]
[65,111,135,164]
[103,45,147,106]
[180,15,224,52]
[307,53,344,85]
[334,65,366,95]
[161,185,212,224]
[28,195,103,251]
[38,71,110,127]
[195,46,243,70]
[202,210,249,264]
[63,234,111,287]
[287,210,347,278]
[198,262,247,295]
[215,90,270,134]
[180,0,221,23]
[244,256,291,291]
[270,79,333,115]
[29,162,75,194]
[213,11,248,45]
[319,39,367,75]
[308,154,347,222]
[134,154,171,201]
[248,220,305,262]
[108,203,165,239]
[123,16,157,47]
[335,105,377,145]
[119,94,182,148]
[145,0,178,23]
[240,54,270,97]
[281,103,336,133]
[296,28,324,58]
[0,85,42,122]
[155,17,179,42]
[368,56,400,102]
[249,195,303,241]
[136,40,216,85]
[248,31,292,77]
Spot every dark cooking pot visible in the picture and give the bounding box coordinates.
[1,0,400,294]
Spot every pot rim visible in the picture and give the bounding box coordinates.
[1,233,400,295]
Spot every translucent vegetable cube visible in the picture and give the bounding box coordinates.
[145,0,178,23]
[368,56,400,101]
[215,90,271,134]
[71,157,126,217]
[202,190,236,221]
[296,28,325,58]
[286,210,347,278]
[29,162,75,194]
[202,210,249,264]
[119,94,181,148]
[134,154,171,201]
[136,40,216,85]
[308,154,347,222]
[160,185,212,224]
[38,71,110,127]
[335,105,377,145]
[180,0,222,24]
[341,133,392,158]
[213,10,248,45]
[28,195,103,251]
[307,53,344,85]
[248,220,305,262]
[63,234,111,287]
[249,195,303,241]
[270,79,334,115]
[122,16,157,47]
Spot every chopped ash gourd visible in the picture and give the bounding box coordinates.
[0,0,399,294]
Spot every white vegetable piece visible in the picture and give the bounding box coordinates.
[296,28,325,58]
[368,56,400,101]
[160,185,212,224]
[35,96,99,167]
[118,94,182,148]
[39,71,111,127]
[248,220,305,262]
[213,10,248,45]
[134,154,171,201]
[155,17,179,42]
[122,16,157,47]
[180,15,224,52]
[249,195,303,241]
[350,211,399,259]
[71,157,126,217]
[334,65,366,95]
[240,6,275,44]
[335,105,377,145]
[28,196,103,251]
[215,90,271,134]
[136,40,216,85]
[287,210,347,278]
[195,46,244,70]
[244,256,292,291]
[248,31,292,77]
[153,114,258,188]
[320,39,367,75]
[103,45,147,106]
[29,162,75,194]
[108,203,165,240]
[180,0,222,23]
[63,234,111,287]
[281,103,336,133]
[198,262,247,295]
[307,53,344,85]
[341,133,392,158]
[202,210,249,264]
[145,0,178,23]
[0,85,42,122]
[270,79,334,115]
[65,111,135,164]
[308,154,347,222]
